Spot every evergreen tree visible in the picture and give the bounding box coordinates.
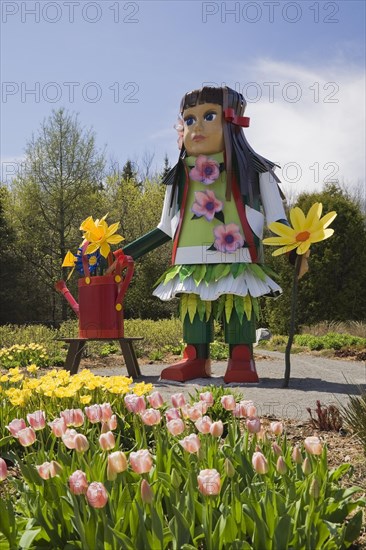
[161,154,171,180]
[121,159,137,181]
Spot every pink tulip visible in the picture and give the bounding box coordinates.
[86,482,108,508]
[232,404,245,418]
[304,436,323,456]
[270,421,283,435]
[17,427,36,447]
[6,418,27,437]
[84,404,102,423]
[233,400,256,418]
[243,401,257,418]
[62,429,78,449]
[130,450,153,474]
[100,403,113,422]
[276,456,287,475]
[171,393,186,408]
[140,409,161,426]
[147,391,164,408]
[210,420,224,437]
[124,394,146,414]
[69,470,89,495]
[195,416,212,434]
[141,479,154,504]
[36,461,62,480]
[179,434,200,454]
[107,451,128,480]
[183,402,207,421]
[199,391,214,406]
[27,410,46,431]
[302,457,312,475]
[197,469,221,496]
[101,414,117,433]
[99,431,115,451]
[221,395,236,411]
[108,414,117,430]
[246,418,261,434]
[252,451,269,474]
[49,417,67,437]
[272,442,283,456]
[74,434,89,453]
[0,457,8,481]
[167,418,185,436]
[60,409,84,427]
[292,446,302,464]
[165,408,181,421]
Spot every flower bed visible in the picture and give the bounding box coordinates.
[0,375,364,549]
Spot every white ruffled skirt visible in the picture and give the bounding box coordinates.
[153,270,281,302]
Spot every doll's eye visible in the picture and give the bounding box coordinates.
[204,112,216,122]
[184,116,196,127]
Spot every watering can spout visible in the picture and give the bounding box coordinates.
[55,280,80,317]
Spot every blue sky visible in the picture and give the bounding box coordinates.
[1,0,365,197]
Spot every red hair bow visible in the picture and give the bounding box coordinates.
[224,108,250,127]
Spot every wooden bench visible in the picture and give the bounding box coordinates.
[58,337,142,379]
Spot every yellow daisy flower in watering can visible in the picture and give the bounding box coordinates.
[80,214,124,258]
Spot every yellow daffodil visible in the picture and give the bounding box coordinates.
[62,251,77,267]
[263,202,337,256]
[80,215,124,258]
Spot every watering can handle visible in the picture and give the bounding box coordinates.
[115,254,134,309]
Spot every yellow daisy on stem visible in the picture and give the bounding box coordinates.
[263,202,336,388]
[80,215,124,258]
[263,203,337,256]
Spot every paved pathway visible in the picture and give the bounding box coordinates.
[88,350,366,420]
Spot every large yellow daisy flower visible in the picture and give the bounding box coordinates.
[80,215,124,258]
[263,202,336,256]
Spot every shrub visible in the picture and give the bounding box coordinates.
[340,388,366,455]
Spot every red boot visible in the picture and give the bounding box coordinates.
[224,345,259,383]
[160,345,211,382]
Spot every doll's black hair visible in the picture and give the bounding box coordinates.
[165,86,280,208]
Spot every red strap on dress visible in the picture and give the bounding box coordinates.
[172,162,190,264]
[231,175,258,263]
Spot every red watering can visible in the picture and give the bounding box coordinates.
[55,247,134,339]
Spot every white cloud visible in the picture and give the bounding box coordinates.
[231,58,365,198]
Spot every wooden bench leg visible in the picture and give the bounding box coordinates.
[119,340,141,379]
[64,341,86,375]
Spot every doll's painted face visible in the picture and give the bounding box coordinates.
[182,103,224,156]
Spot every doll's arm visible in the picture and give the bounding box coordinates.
[123,228,170,260]
[259,171,287,224]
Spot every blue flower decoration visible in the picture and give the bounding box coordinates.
[75,247,101,276]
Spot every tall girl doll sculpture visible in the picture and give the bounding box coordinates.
[123,86,288,383]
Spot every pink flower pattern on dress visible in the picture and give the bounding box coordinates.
[191,190,223,222]
[213,223,244,253]
[190,155,220,184]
